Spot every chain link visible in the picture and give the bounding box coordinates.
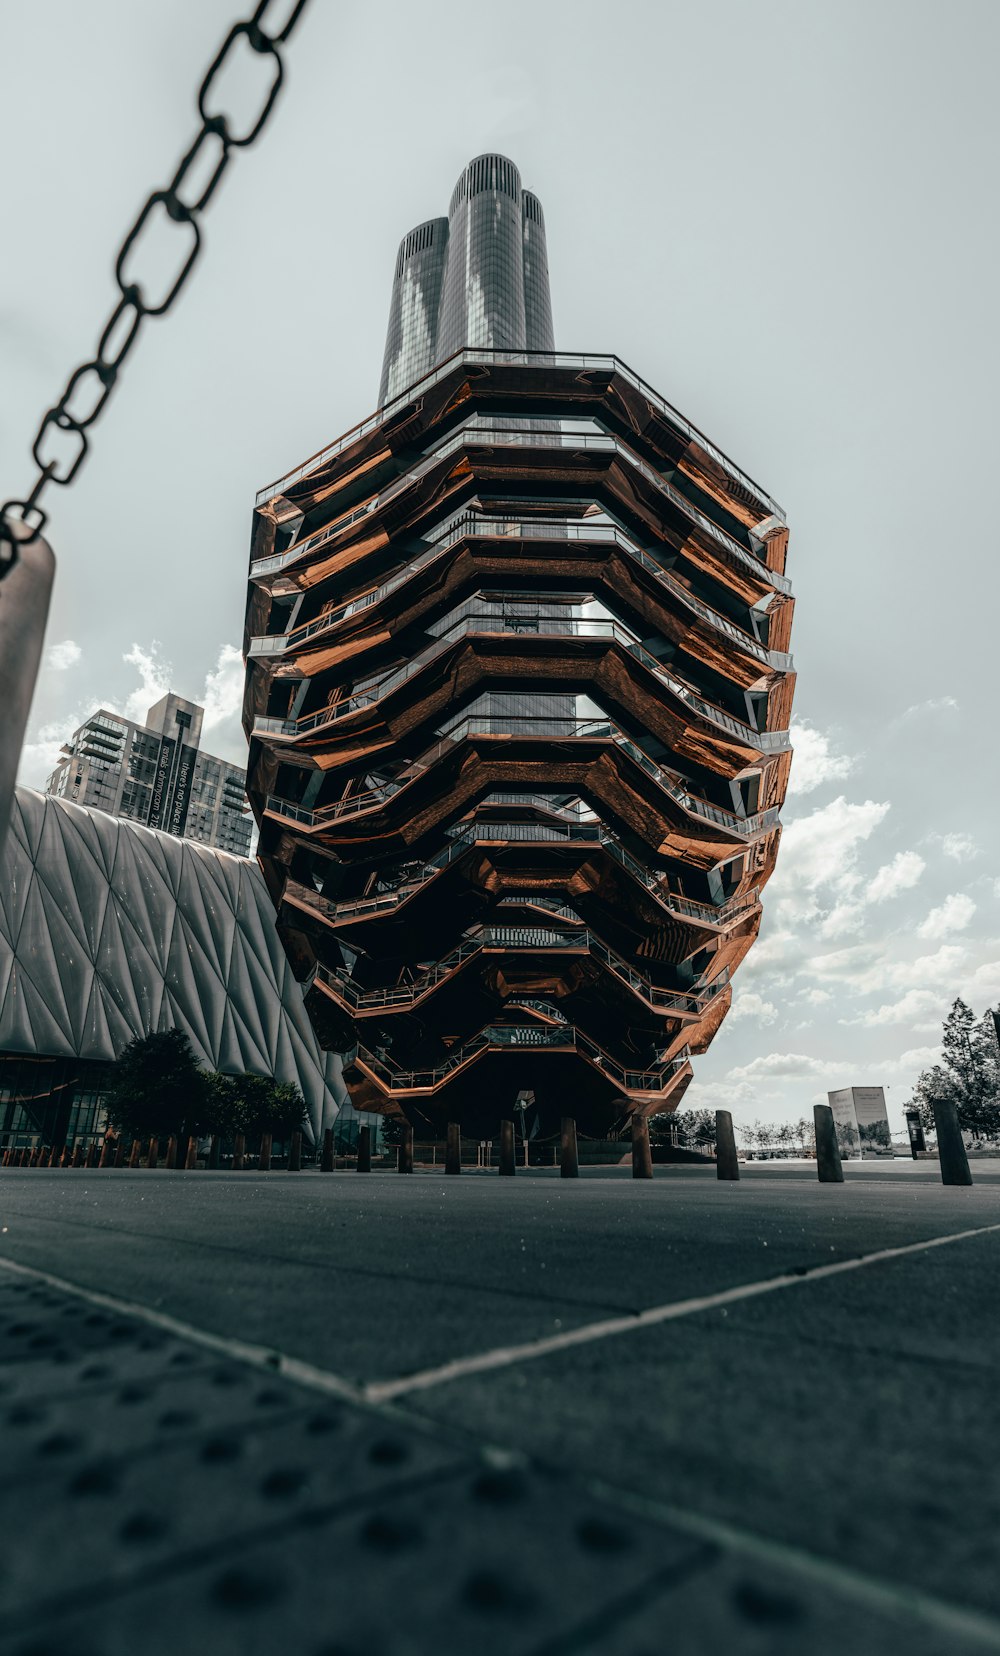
[0,0,309,577]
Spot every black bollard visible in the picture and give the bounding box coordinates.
[208,1135,221,1170]
[233,1132,245,1171]
[715,1110,740,1181]
[85,1142,99,1169]
[499,1119,516,1177]
[813,1105,844,1184]
[184,1136,197,1170]
[258,1132,272,1172]
[398,1124,414,1174]
[320,1127,334,1172]
[631,1113,653,1179]
[931,1097,973,1186]
[357,1125,372,1173]
[128,1140,141,1169]
[445,1122,462,1175]
[99,1137,114,1169]
[163,1137,177,1171]
[146,1137,158,1171]
[560,1117,579,1179]
[288,1130,302,1172]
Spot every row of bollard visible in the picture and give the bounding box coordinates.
[2,1102,975,1186]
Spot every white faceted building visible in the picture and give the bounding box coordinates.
[0,789,344,1148]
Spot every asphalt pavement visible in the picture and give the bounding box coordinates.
[0,1160,997,1655]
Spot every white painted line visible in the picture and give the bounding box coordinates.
[0,1255,364,1405]
[362,1220,1000,1403]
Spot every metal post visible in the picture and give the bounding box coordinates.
[357,1125,372,1172]
[320,1127,334,1172]
[99,1138,113,1169]
[208,1135,221,1170]
[905,1107,926,1160]
[288,1130,302,1172]
[499,1119,516,1177]
[72,1141,84,1169]
[931,1097,973,1186]
[163,1136,177,1171]
[445,1122,462,1175]
[233,1132,245,1171]
[258,1132,272,1172]
[129,1140,141,1169]
[85,1141,99,1169]
[560,1117,579,1179]
[813,1105,844,1184]
[0,522,55,857]
[715,1110,740,1181]
[184,1136,197,1170]
[631,1113,653,1179]
[398,1124,414,1173]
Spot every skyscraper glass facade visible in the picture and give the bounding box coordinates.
[378,154,554,406]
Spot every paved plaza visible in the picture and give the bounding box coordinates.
[0,1162,997,1654]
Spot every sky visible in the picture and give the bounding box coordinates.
[4,0,999,1132]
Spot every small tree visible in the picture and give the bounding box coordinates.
[914,998,1000,1143]
[209,1073,308,1142]
[105,1030,210,1144]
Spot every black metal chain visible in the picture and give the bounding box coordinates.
[0,0,309,578]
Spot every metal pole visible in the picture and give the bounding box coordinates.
[357,1125,372,1172]
[813,1105,844,1184]
[0,523,55,856]
[631,1113,653,1179]
[398,1124,414,1173]
[499,1119,516,1177]
[445,1122,462,1175]
[715,1110,740,1180]
[931,1097,973,1186]
[560,1117,579,1179]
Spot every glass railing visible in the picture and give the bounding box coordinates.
[248,512,793,671]
[254,348,785,525]
[250,418,791,595]
[354,1023,693,1094]
[253,611,789,753]
[264,710,779,840]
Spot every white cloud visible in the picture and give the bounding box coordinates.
[850,989,943,1028]
[900,697,959,718]
[800,988,832,1006]
[867,850,925,904]
[941,833,978,863]
[199,643,248,766]
[16,715,79,789]
[45,639,81,671]
[729,1051,843,1082]
[729,990,779,1025]
[917,893,976,941]
[787,721,853,796]
[769,796,890,931]
[120,642,171,725]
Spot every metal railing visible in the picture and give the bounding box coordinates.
[265,709,779,842]
[248,511,793,672]
[253,610,789,754]
[249,418,790,595]
[254,348,785,524]
[355,1024,693,1095]
[314,921,730,1016]
[282,822,759,930]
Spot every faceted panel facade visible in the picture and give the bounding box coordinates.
[244,350,794,1138]
[0,788,344,1136]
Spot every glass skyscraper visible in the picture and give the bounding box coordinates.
[379,154,554,406]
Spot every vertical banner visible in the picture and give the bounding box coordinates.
[827,1088,860,1160]
[853,1087,893,1157]
[167,745,196,838]
[147,736,175,831]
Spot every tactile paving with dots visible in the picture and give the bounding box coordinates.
[0,1278,990,1656]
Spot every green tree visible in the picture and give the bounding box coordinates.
[208,1073,308,1141]
[105,1030,210,1144]
[914,999,1000,1143]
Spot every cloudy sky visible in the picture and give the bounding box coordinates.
[4,0,998,1130]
